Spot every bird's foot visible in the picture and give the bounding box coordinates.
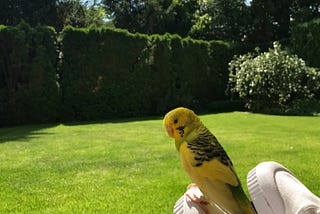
[185,183,209,214]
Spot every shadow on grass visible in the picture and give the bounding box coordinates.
[0,115,164,144]
[62,115,163,126]
[0,124,58,144]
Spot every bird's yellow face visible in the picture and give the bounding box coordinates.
[163,107,200,143]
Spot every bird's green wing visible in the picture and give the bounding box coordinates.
[186,127,256,213]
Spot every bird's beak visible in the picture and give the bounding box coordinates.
[165,125,174,138]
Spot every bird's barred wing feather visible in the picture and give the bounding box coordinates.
[186,127,239,186]
[187,130,231,166]
[184,127,256,214]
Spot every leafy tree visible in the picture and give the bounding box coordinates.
[189,0,250,41]
[101,0,320,43]
[249,0,320,44]
[165,0,199,37]
[102,0,198,36]
[103,0,164,34]
[0,0,57,26]
[291,18,320,68]
[103,0,250,41]
[85,3,109,27]
[291,0,320,24]
[0,0,108,31]
[56,0,87,31]
[249,0,291,43]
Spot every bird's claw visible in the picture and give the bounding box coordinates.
[186,193,209,205]
[185,184,209,214]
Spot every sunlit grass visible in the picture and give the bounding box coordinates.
[0,112,319,213]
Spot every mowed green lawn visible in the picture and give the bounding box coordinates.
[0,112,319,213]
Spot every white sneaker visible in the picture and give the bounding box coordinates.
[247,161,320,214]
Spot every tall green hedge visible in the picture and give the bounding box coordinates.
[291,18,320,68]
[0,22,59,126]
[60,27,151,120]
[0,24,235,125]
[60,27,233,121]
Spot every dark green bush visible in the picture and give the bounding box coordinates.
[291,18,320,68]
[0,22,59,126]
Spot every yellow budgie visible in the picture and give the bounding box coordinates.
[163,107,256,214]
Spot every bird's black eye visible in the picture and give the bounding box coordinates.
[173,119,178,124]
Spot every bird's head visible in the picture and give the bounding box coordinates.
[163,107,201,148]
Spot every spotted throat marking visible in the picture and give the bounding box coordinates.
[177,126,185,137]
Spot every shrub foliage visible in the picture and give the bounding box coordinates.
[228,42,320,114]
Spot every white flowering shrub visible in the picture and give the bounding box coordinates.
[228,42,320,113]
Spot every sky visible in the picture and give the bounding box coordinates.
[80,0,101,7]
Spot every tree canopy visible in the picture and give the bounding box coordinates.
[101,0,320,43]
[0,0,57,27]
[189,0,250,41]
[0,0,109,31]
[103,0,198,37]
[1,0,319,42]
